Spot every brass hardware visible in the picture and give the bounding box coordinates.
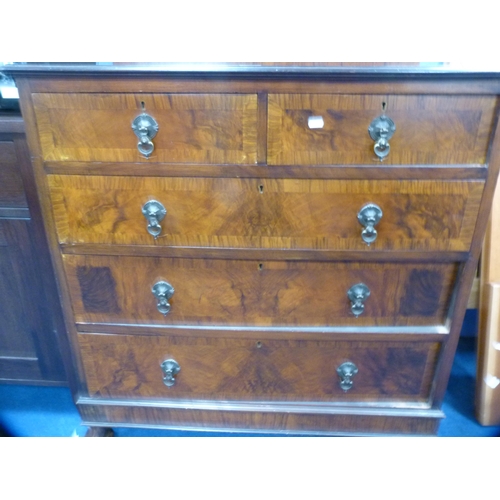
[368,115,396,160]
[337,361,358,392]
[152,280,174,315]
[161,359,180,387]
[347,283,370,317]
[132,113,159,158]
[357,203,383,245]
[142,200,167,239]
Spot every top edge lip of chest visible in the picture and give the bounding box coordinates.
[11,76,500,98]
[5,63,500,79]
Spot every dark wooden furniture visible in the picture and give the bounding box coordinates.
[0,112,66,385]
[7,62,500,435]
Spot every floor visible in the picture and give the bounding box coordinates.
[1,315,500,437]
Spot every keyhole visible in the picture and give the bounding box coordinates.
[256,341,262,348]
[258,263,263,271]
[381,101,387,112]
[141,101,146,111]
[258,184,264,194]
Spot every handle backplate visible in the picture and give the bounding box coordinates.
[161,359,180,387]
[337,361,358,392]
[368,115,395,160]
[357,203,383,245]
[152,280,174,316]
[132,113,159,158]
[142,200,167,239]
[347,283,370,317]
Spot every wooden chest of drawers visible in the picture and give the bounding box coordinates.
[9,63,500,435]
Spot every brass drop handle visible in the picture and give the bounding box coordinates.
[368,115,396,160]
[132,113,159,158]
[357,203,383,245]
[152,280,174,316]
[142,200,167,239]
[347,283,370,317]
[161,359,180,387]
[337,361,358,392]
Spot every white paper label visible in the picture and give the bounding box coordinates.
[485,374,500,389]
[0,86,19,99]
[308,116,324,129]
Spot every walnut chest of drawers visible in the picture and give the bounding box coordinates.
[9,63,500,435]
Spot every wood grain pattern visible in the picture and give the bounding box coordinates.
[60,244,470,263]
[26,76,500,97]
[75,323,449,341]
[63,255,458,327]
[12,66,500,436]
[44,162,489,180]
[268,94,497,165]
[78,333,440,403]
[431,100,500,405]
[49,175,484,252]
[33,93,258,164]
[16,80,87,391]
[0,141,28,209]
[78,400,442,435]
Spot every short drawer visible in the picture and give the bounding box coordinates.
[33,93,258,164]
[78,332,440,404]
[49,175,483,252]
[64,255,458,328]
[268,94,497,165]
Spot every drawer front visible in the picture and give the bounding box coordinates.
[79,333,440,403]
[0,141,28,209]
[33,93,258,164]
[268,94,497,165]
[64,255,458,327]
[49,175,483,252]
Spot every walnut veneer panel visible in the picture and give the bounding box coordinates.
[64,255,458,327]
[12,64,500,435]
[32,93,258,164]
[49,175,483,252]
[79,333,440,403]
[268,94,497,165]
[79,402,441,435]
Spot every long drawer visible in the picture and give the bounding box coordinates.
[49,175,484,252]
[78,332,440,404]
[268,94,497,165]
[64,255,459,328]
[32,93,258,164]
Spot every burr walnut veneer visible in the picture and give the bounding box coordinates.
[8,63,500,435]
